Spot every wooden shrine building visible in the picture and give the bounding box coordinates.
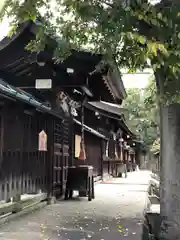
[0,20,137,206]
[73,101,138,179]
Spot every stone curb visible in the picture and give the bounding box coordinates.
[0,201,47,226]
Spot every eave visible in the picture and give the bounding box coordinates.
[85,101,135,137]
[0,20,126,104]
[103,66,127,102]
[88,101,127,116]
[73,118,107,139]
[0,77,63,119]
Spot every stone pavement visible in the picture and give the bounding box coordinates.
[0,170,151,240]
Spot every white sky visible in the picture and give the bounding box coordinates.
[0,16,153,89]
[0,17,10,40]
[122,72,153,89]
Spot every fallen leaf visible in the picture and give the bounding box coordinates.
[118,225,123,229]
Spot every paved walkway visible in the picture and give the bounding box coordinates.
[0,171,151,240]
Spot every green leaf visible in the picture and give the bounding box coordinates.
[137,36,146,44]
[178,32,180,39]
[8,25,18,38]
[150,19,159,26]
[157,12,162,20]
[128,69,136,74]
[138,14,143,20]
[30,15,37,23]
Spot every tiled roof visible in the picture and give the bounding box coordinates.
[88,101,126,116]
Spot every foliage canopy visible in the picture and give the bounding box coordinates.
[122,77,159,149]
[1,0,180,86]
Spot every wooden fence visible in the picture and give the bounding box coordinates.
[0,150,48,202]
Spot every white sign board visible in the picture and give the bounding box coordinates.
[38,130,47,151]
[35,79,52,89]
[75,135,81,158]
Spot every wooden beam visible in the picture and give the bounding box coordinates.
[0,71,89,89]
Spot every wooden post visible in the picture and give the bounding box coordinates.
[47,116,55,204]
[100,139,104,178]
[68,117,74,167]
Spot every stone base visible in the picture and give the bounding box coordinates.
[47,196,56,205]
[0,201,47,226]
[116,164,127,177]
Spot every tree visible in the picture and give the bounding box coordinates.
[1,0,180,75]
[144,76,160,146]
[151,137,160,155]
[1,0,180,239]
[123,77,159,149]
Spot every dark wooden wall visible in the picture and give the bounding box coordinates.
[85,131,103,177]
[0,101,48,201]
[0,99,72,202]
[74,124,104,177]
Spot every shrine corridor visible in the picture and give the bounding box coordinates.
[0,171,150,240]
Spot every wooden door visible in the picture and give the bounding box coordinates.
[53,118,69,197]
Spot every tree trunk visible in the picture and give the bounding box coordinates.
[159,103,180,239]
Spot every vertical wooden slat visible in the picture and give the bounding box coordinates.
[33,152,36,193]
[47,116,55,198]
[1,181,5,201]
[0,100,64,202]
[4,176,8,202]
[8,171,12,202]
[68,118,74,167]
[42,152,46,192]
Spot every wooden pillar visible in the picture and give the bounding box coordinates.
[133,153,135,163]
[123,149,126,163]
[68,117,74,167]
[100,139,104,178]
[47,116,55,203]
[128,151,131,162]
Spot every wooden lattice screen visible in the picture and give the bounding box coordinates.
[0,107,48,202]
